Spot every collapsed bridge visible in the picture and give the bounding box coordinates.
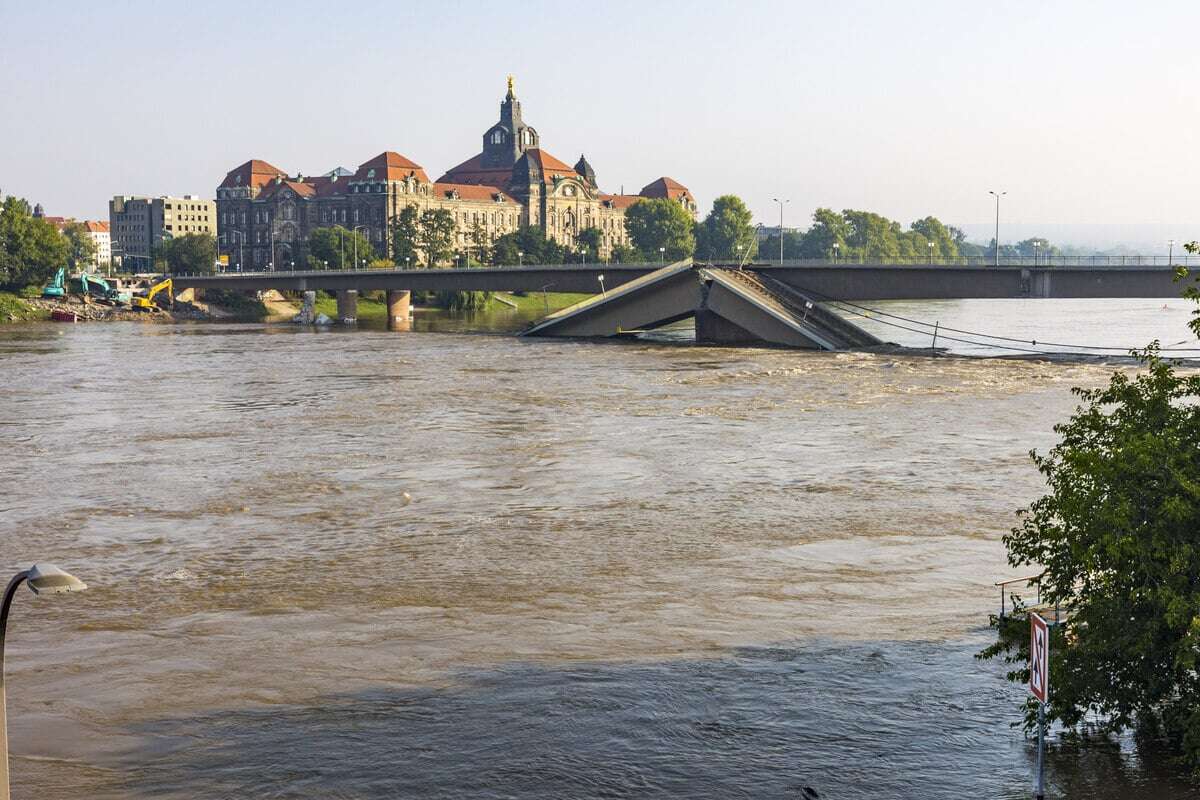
[523,261,883,350]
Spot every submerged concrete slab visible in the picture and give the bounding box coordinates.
[523,260,700,338]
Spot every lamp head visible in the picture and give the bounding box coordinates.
[26,564,86,595]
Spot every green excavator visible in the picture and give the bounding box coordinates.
[79,273,131,306]
[41,267,66,299]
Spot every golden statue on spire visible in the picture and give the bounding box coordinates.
[507,74,515,94]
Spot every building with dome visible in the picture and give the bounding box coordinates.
[214,78,695,269]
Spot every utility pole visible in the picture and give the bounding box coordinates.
[772,198,790,266]
[989,190,1006,268]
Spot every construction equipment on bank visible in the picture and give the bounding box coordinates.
[130,278,173,312]
[42,267,66,299]
[79,273,132,306]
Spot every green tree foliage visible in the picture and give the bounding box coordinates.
[0,195,68,288]
[61,222,98,270]
[490,226,564,266]
[624,198,695,261]
[576,226,603,261]
[609,243,641,264]
[468,222,491,266]
[159,233,218,274]
[418,209,456,267]
[983,246,1200,768]
[308,226,374,269]
[695,195,757,261]
[390,205,420,267]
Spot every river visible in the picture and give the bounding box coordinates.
[0,299,1196,798]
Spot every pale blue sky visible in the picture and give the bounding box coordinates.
[2,0,1198,242]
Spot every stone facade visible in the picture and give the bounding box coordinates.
[215,79,695,269]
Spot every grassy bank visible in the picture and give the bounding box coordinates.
[0,290,51,322]
[497,291,593,315]
[204,289,270,319]
[310,292,593,322]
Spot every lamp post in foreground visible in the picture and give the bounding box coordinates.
[0,564,87,800]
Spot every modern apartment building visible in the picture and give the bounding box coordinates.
[109,195,216,271]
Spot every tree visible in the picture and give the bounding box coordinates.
[418,209,455,267]
[797,207,851,259]
[0,195,68,288]
[390,206,420,267]
[982,247,1200,768]
[577,226,603,261]
[624,198,695,261]
[308,226,373,269]
[468,222,491,266]
[695,195,757,261]
[62,222,98,271]
[160,233,217,274]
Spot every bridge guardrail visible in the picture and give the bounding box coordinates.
[167,255,1198,278]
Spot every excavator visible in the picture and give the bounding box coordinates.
[130,278,173,312]
[79,273,132,306]
[42,267,66,299]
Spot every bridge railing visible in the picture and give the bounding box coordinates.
[751,255,1198,268]
[169,255,1198,278]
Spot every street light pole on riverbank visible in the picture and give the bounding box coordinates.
[989,190,1006,268]
[0,564,87,800]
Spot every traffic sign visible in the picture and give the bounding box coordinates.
[1030,612,1049,702]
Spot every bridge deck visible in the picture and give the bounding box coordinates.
[171,262,1188,300]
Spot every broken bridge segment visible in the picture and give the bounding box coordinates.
[522,259,700,338]
[522,262,882,350]
[699,268,883,350]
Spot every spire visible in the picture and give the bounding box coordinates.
[574,154,596,188]
[506,74,516,101]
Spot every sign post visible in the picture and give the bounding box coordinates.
[1030,612,1050,800]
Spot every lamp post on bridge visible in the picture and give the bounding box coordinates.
[989,190,1006,268]
[832,241,840,263]
[1033,240,1041,267]
[928,241,934,265]
[1169,239,1175,266]
[518,250,524,266]
[772,198,790,266]
[352,225,369,270]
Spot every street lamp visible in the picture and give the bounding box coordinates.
[928,240,935,265]
[518,250,524,266]
[404,256,411,269]
[772,197,790,266]
[832,241,840,263]
[597,273,607,298]
[1168,239,1175,266]
[1032,240,1041,267]
[989,190,1006,268]
[352,225,369,270]
[658,246,665,264]
[0,564,87,800]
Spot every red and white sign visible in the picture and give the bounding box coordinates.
[1030,612,1049,703]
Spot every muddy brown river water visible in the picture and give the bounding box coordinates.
[0,300,1197,798]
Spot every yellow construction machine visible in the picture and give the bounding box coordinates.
[130,278,173,312]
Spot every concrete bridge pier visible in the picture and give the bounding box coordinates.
[337,289,358,324]
[386,290,412,331]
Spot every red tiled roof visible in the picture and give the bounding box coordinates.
[255,179,317,200]
[524,148,575,177]
[354,151,430,183]
[219,159,288,190]
[432,182,516,203]
[598,194,643,210]
[83,220,109,233]
[639,177,692,200]
[436,153,514,186]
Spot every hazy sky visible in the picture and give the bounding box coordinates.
[3,0,1198,242]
